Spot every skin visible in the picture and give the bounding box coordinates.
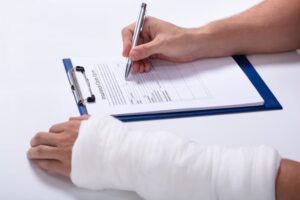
[27,118,300,200]
[27,115,89,176]
[122,0,300,72]
[28,0,300,199]
[276,160,300,200]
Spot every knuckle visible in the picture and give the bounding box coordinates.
[31,132,43,146]
[121,27,127,35]
[35,132,44,140]
[70,120,78,126]
[49,125,56,132]
[69,120,80,129]
[35,146,44,156]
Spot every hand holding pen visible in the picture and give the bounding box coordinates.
[124,2,147,79]
[122,6,213,78]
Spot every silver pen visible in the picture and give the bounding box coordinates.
[125,2,147,80]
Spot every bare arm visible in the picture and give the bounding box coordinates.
[26,1,300,199]
[276,159,300,200]
[200,3,300,198]
[122,0,300,72]
[27,117,300,200]
[203,0,300,57]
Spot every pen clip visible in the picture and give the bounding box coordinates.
[67,66,96,106]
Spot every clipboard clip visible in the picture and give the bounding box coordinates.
[68,66,96,106]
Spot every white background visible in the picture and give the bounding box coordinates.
[1,0,300,199]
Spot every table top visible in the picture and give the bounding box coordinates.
[1,0,300,199]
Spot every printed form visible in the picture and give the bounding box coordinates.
[72,57,264,116]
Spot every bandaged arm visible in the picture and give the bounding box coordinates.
[71,114,281,200]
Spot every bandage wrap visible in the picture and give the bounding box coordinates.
[71,114,280,200]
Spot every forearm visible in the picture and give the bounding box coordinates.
[276,159,300,200]
[71,114,281,200]
[195,0,300,57]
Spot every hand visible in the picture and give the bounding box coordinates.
[27,115,89,177]
[122,16,205,73]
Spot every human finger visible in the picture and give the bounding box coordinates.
[49,121,69,133]
[121,23,135,57]
[30,132,58,147]
[144,60,152,72]
[141,29,151,44]
[36,159,70,177]
[129,38,161,61]
[132,62,141,73]
[139,61,145,73]
[69,115,90,121]
[27,145,62,160]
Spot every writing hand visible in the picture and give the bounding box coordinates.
[122,16,205,73]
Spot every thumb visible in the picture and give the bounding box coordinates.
[129,39,161,61]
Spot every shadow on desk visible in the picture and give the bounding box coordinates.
[248,51,300,68]
[28,161,141,200]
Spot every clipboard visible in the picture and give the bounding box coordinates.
[63,55,282,122]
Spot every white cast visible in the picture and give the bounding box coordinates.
[71,114,281,200]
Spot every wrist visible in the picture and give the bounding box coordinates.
[187,20,240,58]
[181,27,214,59]
[276,159,300,200]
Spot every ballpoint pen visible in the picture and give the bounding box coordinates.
[125,2,147,80]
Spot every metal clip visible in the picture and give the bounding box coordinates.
[67,66,96,106]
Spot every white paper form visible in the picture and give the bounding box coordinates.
[71,57,264,116]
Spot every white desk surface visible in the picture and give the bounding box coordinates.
[1,0,300,199]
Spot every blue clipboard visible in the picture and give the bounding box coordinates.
[63,56,282,122]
